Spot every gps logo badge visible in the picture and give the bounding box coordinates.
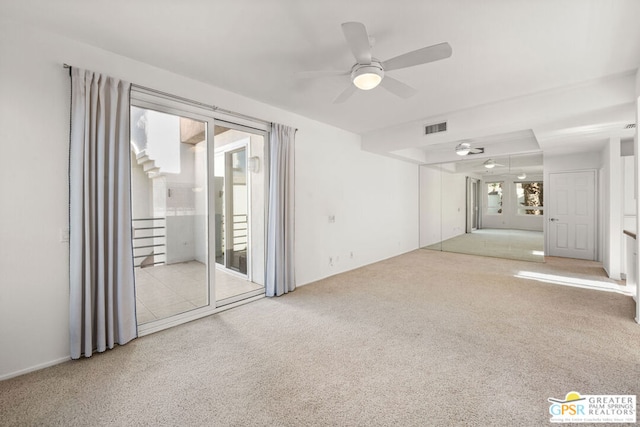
[548,391,636,423]
[548,392,585,417]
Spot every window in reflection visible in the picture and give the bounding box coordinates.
[516,182,544,215]
[418,151,545,263]
[487,182,503,214]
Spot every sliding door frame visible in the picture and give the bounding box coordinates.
[214,139,250,278]
[130,92,218,335]
[131,90,260,336]
[213,120,269,306]
[130,89,268,336]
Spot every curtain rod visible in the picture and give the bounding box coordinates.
[63,63,297,131]
[133,83,275,129]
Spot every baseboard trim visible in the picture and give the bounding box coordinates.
[2,295,266,381]
[0,356,71,382]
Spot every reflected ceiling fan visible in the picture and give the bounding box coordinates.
[299,22,452,103]
[483,159,506,169]
[455,142,484,156]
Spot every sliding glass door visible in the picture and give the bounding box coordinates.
[129,90,267,333]
[215,146,248,274]
[129,94,216,331]
[213,123,266,304]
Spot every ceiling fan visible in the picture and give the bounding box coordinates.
[483,159,506,169]
[455,142,484,156]
[299,22,452,103]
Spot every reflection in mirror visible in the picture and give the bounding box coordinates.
[419,152,544,262]
[418,163,443,251]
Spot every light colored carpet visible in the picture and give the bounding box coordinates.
[424,228,544,262]
[1,250,638,426]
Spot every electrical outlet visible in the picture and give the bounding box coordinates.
[328,215,336,223]
[329,256,333,266]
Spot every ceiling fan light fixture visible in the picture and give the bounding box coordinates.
[455,142,471,156]
[484,159,496,169]
[352,63,384,90]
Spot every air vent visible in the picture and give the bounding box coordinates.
[424,121,447,135]
[625,123,636,129]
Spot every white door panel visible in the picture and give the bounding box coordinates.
[548,171,596,260]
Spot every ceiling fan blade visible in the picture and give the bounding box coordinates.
[333,84,356,104]
[379,76,417,99]
[382,42,452,72]
[341,22,372,64]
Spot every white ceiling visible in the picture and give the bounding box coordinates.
[3,0,639,160]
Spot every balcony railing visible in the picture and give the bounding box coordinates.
[132,217,166,268]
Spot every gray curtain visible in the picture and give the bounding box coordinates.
[69,68,137,359]
[265,123,296,296]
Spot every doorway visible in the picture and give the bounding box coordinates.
[129,90,267,333]
[213,123,266,305]
[547,171,596,260]
[129,102,215,328]
[214,144,249,275]
[466,177,480,233]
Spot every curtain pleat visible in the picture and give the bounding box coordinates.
[265,123,296,297]
[69,68,136,359]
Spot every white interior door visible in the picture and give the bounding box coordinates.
[548,171,596,260]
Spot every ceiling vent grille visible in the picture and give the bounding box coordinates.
[424,121,447,135]
[625,123,636,129]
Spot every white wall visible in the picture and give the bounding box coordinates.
[601,142,612,275]
[635,70,640,323]
[295,123,419,285]
[544,152,603,177]
[622,154,636,277]
[0,21,71,381]
[165,143,198,264]
[441,172,467,240]
[419,166,442,247]
[601,138,623,279]
[0,20,419,379]
[131,160,152,219]
[623,155,636,231]
[248,135,266,285]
